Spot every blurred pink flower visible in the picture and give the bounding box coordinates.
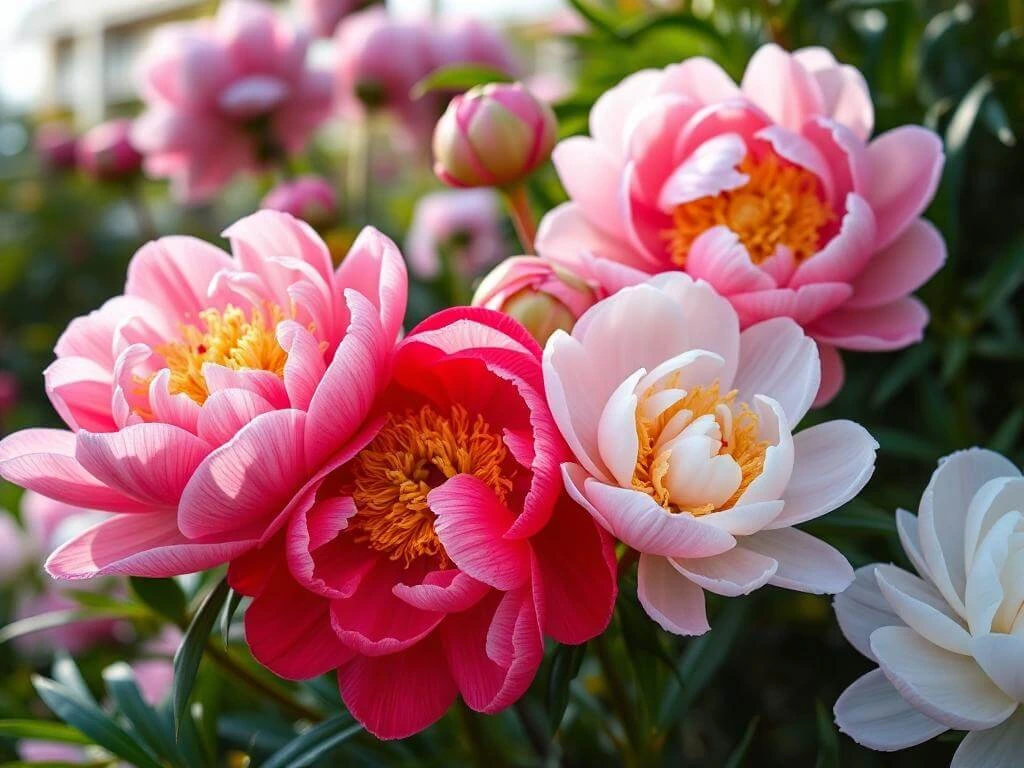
[261,175,338,228]
[35,123,78,172]
[433,82,557,189]
[538,44,946,404]
[77,119,143,182]
[0,210,406,580]
[405,188,502,279]
[133,0,333,202]
[473,251,647,344]
[294,0,373,38]
[543,273,877,635]
[0,371,18,423]
[0,513,28,583]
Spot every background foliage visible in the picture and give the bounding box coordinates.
[0,0,1022,765]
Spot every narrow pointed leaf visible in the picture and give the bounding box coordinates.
[259,715,361,768]
[173,577,229,733]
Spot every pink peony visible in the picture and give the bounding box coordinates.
[0,210,406,580]
[473,251,647,344]
[35,122,78,172]
[261,175,338,228]
[294,0,372,38]
[132,0,333,202]
[405,188,502,280]
[77,119,143,182]
[229,307,617,739]
[543,272,877,635]
[537,44,947,404]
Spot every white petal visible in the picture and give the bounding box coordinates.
[733,317,819,427]
[874,564,972,655]
[965,512,1020,636]
[871,626,1018,730]
[769,420,877,529]
[951,708,1024,768]
[918,449,1020,619]
[896,508,932,582]
[663,432,742,510]
[637,553,710,636]
[657,133,749,209]
[701,500,784,536]
[636,349,725,397]
[741,527,853,594]
[597,369,644,488]
[972,634,1024,703]
[834,668,947,751]
[734,396,794,506]
[671,545,778,597]
[834,565,903,662]
[965,477,1024,575]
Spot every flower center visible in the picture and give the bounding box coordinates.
[157,304,288,405]
[349,404,514,568]
[664,152,835,267]
[633,381,768,515]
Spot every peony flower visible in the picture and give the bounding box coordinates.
[433,82,557,189]
[261,175,338,229]
[473,251,647,345]
[132,0,333,201]
[834,449,1024,766]
[405,188,503,280]
[0,210,406,580]
[35,122,78,172]
[537,44,946,404]
[543,272,877,635]
[294,0,373,38]
[229,307,617,739]
[77,119,143,182]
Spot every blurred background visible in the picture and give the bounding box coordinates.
[0,0,1022,766]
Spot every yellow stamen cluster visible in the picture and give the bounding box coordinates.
[633,381,768,516]
[349,404,514,568]
[156,304,289,405]
[664,152,835,267]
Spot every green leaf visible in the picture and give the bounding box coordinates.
[0,720,93,745]
[103,663,185,768]
[173,577,229,734]
[220,589,244,650]
[31,675,163,768]
[258,715,361,768]
[724,716,760,768]
[974,239,1024,323]
[546,642,588,732]
[988,406,1024,454]
[410,64,513,100]
[814,700,840,768]
[871,342,935,407]
[130,577,188,626]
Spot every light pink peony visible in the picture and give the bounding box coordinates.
[77,119,143,182]
[543,272,878,635]
[228,307,617,739]
[0,210,406,580]
[260,175,338,228]
[294,0,372,38]
[473,251,647,344]
[405,188,502,280]
[132,0,333,202]
[538,44,947,404]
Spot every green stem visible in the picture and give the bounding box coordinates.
[501,184,537,255]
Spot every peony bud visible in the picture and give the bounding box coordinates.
[77,119,143,182]
[260,176,339,229]
[433,82,557,189]
[473,256,596,344]
[35,123,77,172]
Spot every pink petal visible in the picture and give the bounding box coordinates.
[45,512,255,579]
[809,297,929,351]
[848,220,946,308]
[672,545,778,597]
[865,126,944,249]
[626,95,703,207]
[789,194,877,288]
[551,136,628,241]
[196,388,276,447]
[276,321,326,411]
[201,364,290,409]
[658,57,739,105]
[125,236,233,323]
[658,133,749,210]
[148,370,201,434]
[530,495,617,644]
[44,357,116,433]
[637,553,709,635]
[429,475,531,591]
[535,203,652,271]
[334,226,408,350]
[794,47,873,140]
[741,44,825,132]
[392,570,491,614]
[338,632,458,740]
[178,409,307,540]
[673,100,771,164]
[730,283,853,327]
[56,296,165,369]
[755,124,835,202]
[742,527,854,593]
[685,227,776,294]
[244,568,354,680]
[0,429,151,513]
[286,497,378,599]
[813,342,845,407]
[75,423,210,508]
[802,117,869,205]
[589,68,663,155]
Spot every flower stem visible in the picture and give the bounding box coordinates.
[501,184,537,255]
[204,644,323,723]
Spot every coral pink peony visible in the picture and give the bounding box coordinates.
[405,188,503,280]
[132,0,333,201]
[77,119,143,182]
[537,44,946,404]
[543,273,877,635]
[0,210,406,580]
[229,307,617,739]
[473,251,647,345]
[834,449,1024,765]
[261,175,338,228]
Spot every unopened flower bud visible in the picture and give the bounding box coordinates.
[35,123,78,172]
[77,119,143,182]
[433,82,557,189]
[261,176,338,229]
